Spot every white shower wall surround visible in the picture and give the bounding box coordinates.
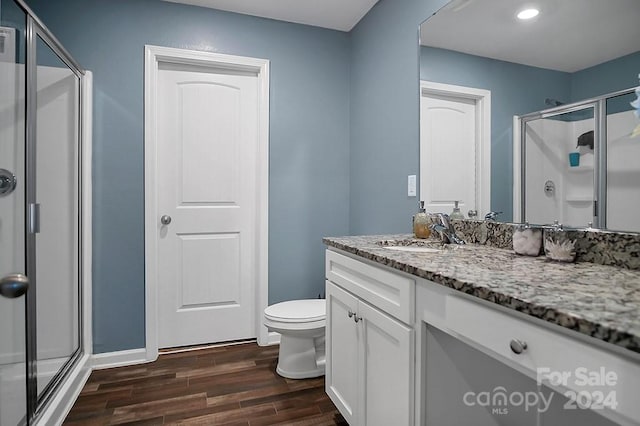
[525,115,594,226]
[525,110,639,231]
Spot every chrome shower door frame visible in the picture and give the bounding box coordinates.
[16,0,87,422]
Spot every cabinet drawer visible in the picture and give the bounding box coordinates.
[446,295,640,425]
[326,249,414,324]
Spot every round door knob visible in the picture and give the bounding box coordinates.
[0,168,17,197]
[509,339,528,355]
[160,215,172,225]
[0,274,29,299]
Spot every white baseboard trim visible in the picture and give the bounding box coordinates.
[35,354,91,426]
[266,331,281,346]
[91,348,149,370]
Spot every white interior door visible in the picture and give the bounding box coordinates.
[420,82,491,217]
[156,62,259,348]
[420,92,477,215]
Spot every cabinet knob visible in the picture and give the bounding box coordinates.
[353,315,361,323]
[348,310,354,318]
[509,339,528,354]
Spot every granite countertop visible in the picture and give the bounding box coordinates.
[323,234,640,355]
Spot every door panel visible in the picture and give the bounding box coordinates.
[360,301,413,426]
[325,281,359,425]
[34,32,81,398]
[178,82,240,204]
[178,233,240,307]
[606,92,640,232]
[157,63,259,348]
[421,93,477,214]
[0,1,27,424]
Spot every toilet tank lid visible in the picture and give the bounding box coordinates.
[264,299,326,322]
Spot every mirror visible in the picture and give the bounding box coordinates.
[419,0,640,231]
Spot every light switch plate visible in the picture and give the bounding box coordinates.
[408,175,416,197]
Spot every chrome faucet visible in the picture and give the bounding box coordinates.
[430,213,466,244]
[484,211,503,221]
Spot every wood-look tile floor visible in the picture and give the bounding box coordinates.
[64,342,347,425]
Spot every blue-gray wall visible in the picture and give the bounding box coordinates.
[571,51,640,102]
[419,47,571,221]
[27,0,350,353]
[348,0,449,235]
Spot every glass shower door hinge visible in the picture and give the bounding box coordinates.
[29,203,40,234]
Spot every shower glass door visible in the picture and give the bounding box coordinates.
[33,23,81,401]
[522,104,597,227]
[0,1,27,424]
[606,91,640,232]
[1,1,84,422]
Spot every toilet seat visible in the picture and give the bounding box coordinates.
[264,299,325,323]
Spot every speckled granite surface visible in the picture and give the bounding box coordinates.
[451,219,640,269]
[451,219,514,249]
[323,234,640,354]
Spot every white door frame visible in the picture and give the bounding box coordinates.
[144,45,270,362]
[419,81,491,216]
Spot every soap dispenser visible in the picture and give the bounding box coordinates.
[450,201,464,220]
[413,201,431,239]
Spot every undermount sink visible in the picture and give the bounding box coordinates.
[383,246,441,253]
[377,238,468,253]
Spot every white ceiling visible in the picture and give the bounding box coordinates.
[420,0,640,73]
[162,0,380,32]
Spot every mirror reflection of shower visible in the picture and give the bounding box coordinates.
[518,87,640,232]
[523,105,596,227]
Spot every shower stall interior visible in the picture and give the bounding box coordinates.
[514,87,640,233]
[0,0,90,424]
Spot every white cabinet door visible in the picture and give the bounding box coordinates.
[327,279,415,426]
[360,300,414,426]
[326,281,359,425]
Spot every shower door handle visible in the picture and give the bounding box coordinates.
[0,168,17,196]
[0,273,29,299]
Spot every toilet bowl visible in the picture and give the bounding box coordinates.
[264,299,326,379]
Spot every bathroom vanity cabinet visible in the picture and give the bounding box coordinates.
[415,279,640,426]
[324,237,640,426]
[325,250,415,426]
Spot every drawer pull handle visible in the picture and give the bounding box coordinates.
[510,339,528,354]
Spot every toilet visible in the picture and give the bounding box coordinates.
[263,299,326,379]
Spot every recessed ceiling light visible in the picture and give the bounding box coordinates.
[517,8,539,20]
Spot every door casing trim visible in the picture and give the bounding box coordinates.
[144,45,270,361]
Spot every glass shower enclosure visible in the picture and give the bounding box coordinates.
[515,86,640,232]
[0,0,87,424]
